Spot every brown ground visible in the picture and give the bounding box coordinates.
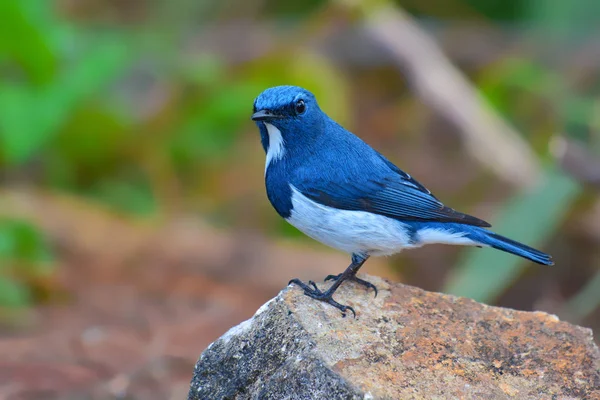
[0,189,394,399]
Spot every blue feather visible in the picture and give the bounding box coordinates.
[269,111,491,227]
[252,85,553,266]
[405,222,554,265]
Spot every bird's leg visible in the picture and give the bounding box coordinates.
[288,254,369,318]
[324,254,377,297]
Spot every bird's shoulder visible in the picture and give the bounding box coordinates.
[291,145,490,227]
[291,137,431,198]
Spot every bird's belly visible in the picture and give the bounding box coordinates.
[286,186,414,256]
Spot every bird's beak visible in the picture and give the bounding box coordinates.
[251,110,284,121]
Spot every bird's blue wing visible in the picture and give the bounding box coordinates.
[295,155,491,227]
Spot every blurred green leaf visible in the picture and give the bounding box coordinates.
[0,278,30,308]
[479,57,599,150]
[0,39,131,164]
[562,267,600,322]
[0,219,54,307]
[526,0,600,36]
[444,165,581,303]
[171,81,261,170]
[181,54,226,87]
[479,59,560,113]
[86,177,157,217]
[0,219,53,264]
[49,105,130,187]
[0,1,57,85]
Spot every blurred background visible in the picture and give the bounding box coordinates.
[1,0,599,398]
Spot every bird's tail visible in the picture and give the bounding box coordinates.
[470,229,554,266]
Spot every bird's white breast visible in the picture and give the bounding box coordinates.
[286,185,414,256]
[264,122,285,174]
[285,185,477,256]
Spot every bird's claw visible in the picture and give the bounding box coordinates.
[288,278,356,318]
[324,274,378,298]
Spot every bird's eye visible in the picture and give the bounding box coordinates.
[295,99,306,115]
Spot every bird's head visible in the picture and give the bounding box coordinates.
[252,86,325,153]
[252,85,320,125]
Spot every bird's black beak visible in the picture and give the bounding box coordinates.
[251,110,284,121]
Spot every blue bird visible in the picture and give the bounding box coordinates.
[251,85,553,317]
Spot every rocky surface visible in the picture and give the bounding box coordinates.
[189,275,600,399]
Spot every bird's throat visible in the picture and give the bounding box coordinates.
[264,122,286,174]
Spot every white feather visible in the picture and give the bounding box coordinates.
[417,228,478,246]
[287,185,414,256]
[286,186,481,256]
[264,122,285,174]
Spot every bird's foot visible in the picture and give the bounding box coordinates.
[288,278,356,318]
[324,273,378,297]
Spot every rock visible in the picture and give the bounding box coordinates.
[188,275,600,399]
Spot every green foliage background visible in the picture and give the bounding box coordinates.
[0,0,598,327]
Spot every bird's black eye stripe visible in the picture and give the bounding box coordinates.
[295,99,306,115]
